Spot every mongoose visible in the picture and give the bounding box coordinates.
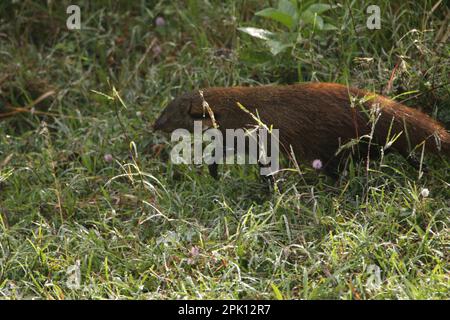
[153,83,450,177]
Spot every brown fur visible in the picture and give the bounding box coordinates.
[153,83,450,175]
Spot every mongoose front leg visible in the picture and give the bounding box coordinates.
[207,148,220,180]
[406,154,429,173]
[208,163,219,180]
[258,162,279,192]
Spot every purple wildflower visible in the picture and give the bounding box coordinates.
[312,159,322,170]
[104,154,113,163]
[155,16,165,27]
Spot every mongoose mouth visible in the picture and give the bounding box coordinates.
[152,112,170,132]
[152,118,214,133]
[152,118,167,132]
[151,120,161,132]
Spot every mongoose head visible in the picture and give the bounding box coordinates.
[153,91,215,133]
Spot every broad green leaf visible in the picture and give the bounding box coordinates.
[314,15,324,30]
[266,39,292,55]
[300,11,324,30]
[279,0,299,27]
[322,23,338,30]
[278,0,297,16]
[238,27,274,40]
[300,10,314,24]
[256,8,295,29]
[307,3,333,14]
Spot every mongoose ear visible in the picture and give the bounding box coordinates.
[188,91,207,118]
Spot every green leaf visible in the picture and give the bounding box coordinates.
[279,0,299,28]
[278,0,297,16]
[300,10,314,24]
[322,23,338,31]
[266,39,292,55]
[314,15,324,30]
[306,3,333,14]
[256,8,295,29]
[238,27,274,40]
[300,11,324,30]
[271,282,284,300]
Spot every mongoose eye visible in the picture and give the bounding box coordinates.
[190,113,208,120]
[188,99,220,122]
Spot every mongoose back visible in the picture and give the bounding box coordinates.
[153,83,450,176]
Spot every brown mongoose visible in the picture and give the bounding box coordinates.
[153,82,450,177]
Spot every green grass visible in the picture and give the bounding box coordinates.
[0,0,449,299]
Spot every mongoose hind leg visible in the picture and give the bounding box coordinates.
[405,154,429,173]
[394,148,429,173]
[208,163,219,180]
[207,148,220,180]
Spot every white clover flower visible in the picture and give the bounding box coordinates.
[420,188,430,198]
